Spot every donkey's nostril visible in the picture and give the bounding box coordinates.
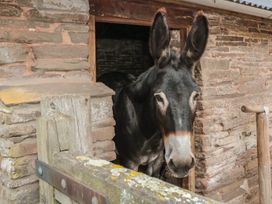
[184,165,190,172]
[169,157,195,171]
[169,159,176,168]
[191,157,195,167]
[183,157,195,172]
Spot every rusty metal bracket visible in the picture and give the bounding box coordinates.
[36,160,108,204]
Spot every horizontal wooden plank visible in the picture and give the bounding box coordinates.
[0,82,114,105]
[52,152,222,204]
[91,0,194,28]
[36,160,107,204]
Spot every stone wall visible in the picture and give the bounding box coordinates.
[195,9,272,204]
[0,82,115,204]
[0,0,91,203]
[0,0,90,81]
[1,0,272,203]
[0,103,40,203]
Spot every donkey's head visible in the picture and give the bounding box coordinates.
[150,9,208,178]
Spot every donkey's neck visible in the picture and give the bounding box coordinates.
[125,66,161,139]
[126,66,157,101]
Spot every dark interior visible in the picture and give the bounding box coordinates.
[95,22,153,79]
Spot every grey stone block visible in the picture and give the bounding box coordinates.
[69,32,89,44]
[0,182,39,204]
[33,44,88,59]
[0,122,36,138]
[55,23,88,32]
[37,0,89,13]
[0,43,27,65]
[26,8,89,23]
[33,58,89,71]
[0,3,22,17]
[0,64,26,79]
[8,30,62,44]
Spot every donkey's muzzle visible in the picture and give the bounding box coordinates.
[164,131,195,178]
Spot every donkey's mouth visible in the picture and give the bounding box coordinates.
[164,164,189,178]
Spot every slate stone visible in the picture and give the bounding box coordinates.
[32,59,89,71]
[0,4,22,17]
[0,44,27,65]
[33,44,88,59]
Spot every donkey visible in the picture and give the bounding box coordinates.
[99,9,208,178]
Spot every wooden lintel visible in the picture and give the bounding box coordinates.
[95,16,190,29]
[90,0,194,28]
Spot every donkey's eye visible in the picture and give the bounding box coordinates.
[154,92,169,114]
[189,91,200,112]
[193,92,200,101]
[155,94,164,103]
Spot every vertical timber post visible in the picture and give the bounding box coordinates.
[189,131,196,192]
[182,131,196,192]
[37,118,56,204]
[37,95,92,203]
[89,15,96,82]
[241,105,271,204]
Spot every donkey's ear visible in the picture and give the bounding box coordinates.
[149,8,171,67]
[182,11,208,67]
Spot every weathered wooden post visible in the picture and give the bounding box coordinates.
[189,132,196,192]
[182,132,195,192]
[37,94,93,204]
[241,105,271,204]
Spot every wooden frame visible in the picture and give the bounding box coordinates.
[88,0,194,81]
[88,0,195,191]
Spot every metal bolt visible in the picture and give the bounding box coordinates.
[61,179,67,189]
[91,196,98,204]
[38,166,43,176]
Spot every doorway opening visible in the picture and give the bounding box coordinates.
[96,22,153,79]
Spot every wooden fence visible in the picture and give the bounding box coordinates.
[241,105,272,204]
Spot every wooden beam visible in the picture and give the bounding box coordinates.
[41,95,92,155]
[241,105,268,114]
[241,105,272,204]
[95,16,151,27]
[90,0,194,29]
[52,152,221,204]
[37,118,55,204]
[188,131,196,192]
[88,15,96,82]
[181,131,196,192]
[256,112,271,204]
[37,95,95,203]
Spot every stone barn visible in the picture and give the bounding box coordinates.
[0,0,271,203]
